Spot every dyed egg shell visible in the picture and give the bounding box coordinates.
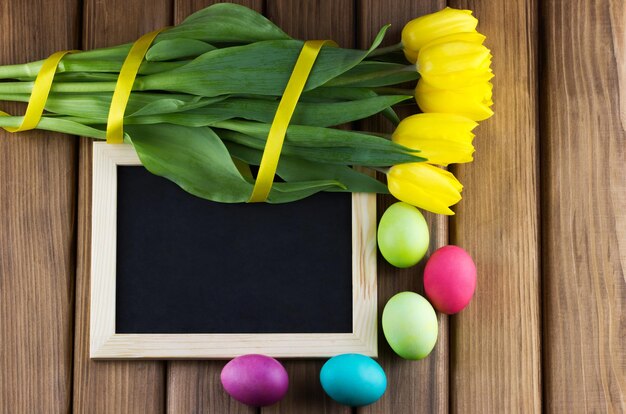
[424,245,476,314]
[320,354,387,407]
[220,354,288,407]
[382,292,438,360]
[377,202,430,268]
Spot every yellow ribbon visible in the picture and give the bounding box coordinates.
[1,50,76,132]
[248,40,337,202]
[105,29,163,144]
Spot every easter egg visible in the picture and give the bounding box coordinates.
[320,354,387,407]
[424,245,476,314]
[377,202,430,268]
[220,354,288,407]
[382,292,438,360]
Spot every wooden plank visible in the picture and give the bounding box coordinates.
[540,0,626,412]
[447,0,541,412]
[0,1,79,412]
[357,2,448,413]
[168,362,258,414]
[72,0,171,412]
[166,2,259,413]
[262,1,355,413]
[266,0,354,43]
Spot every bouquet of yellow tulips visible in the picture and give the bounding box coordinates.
[0,4,492,215]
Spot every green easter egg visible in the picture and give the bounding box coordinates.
[382,292,438,360]
[377,202,429,268]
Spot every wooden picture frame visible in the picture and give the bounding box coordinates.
[90,142,378,359]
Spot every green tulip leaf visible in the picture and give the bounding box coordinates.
[217,129,423,167]
[146,39,216,62]
[125,124,350,204]
[326,61,420,87]
[214,119,418,152]
[213,95,409,127]
[267,180,346,203]
[300,87,380,102]
[140,26,389,97]
[126,124,252,203]
[127,95,226,117]
[119,95,409,128]
[124,112,234,127]
[159,3,291,44]
[226,142,388,194]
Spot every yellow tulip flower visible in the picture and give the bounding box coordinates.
[417,38,493,89]
[415,79,494,121]
[387,163,463,215]
[423,31,486,48]
[404,48,419,65]
[392,113,478,166]
[402,7,478,63]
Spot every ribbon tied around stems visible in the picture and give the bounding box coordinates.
[0,28,164,139]
[248,39,337,203]
[0,50,77,131]
[0,34,336,204]
[106,29,164,144]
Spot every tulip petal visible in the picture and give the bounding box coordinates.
[387,163,463,215]
[418,41,493,89]
[391,113,477,165]
[422,32,486,48]
[403,48,419,64]
[402,7,479,53]
[415,79,494,121]
[393,113,478,136]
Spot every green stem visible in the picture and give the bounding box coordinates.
[0,115,25,129]
[0,62,42,79]
[64,44,131,60]
[0,56,184,80]
[0,115,107,140]
[367,42,403,57]
[0,81,125,94]
[0,42,157,79]
[0,93,30,103]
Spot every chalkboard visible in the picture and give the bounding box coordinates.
[90,143,377,359]
[115,165,353,334]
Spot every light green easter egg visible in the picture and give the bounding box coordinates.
[377,202,429,268]
[382,292,438,360]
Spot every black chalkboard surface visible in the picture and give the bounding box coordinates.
[115,166,353,334]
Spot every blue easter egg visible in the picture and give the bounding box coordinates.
[320,354,387,407]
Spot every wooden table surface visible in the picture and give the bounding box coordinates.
[1,0,624,412]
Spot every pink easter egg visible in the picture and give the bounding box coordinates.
[220,354,289,407]
[424,245,476,314]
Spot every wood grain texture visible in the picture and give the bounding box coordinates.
[357,2,449,413]
[448,0,542,412]
[262,1,355,413]
[168,361,257,414]
[72,0,171,412]
[0,0,623,412]
[541,0,626,411]
[0,0,79,412]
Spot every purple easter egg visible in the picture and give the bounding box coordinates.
[220,354,289,407]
